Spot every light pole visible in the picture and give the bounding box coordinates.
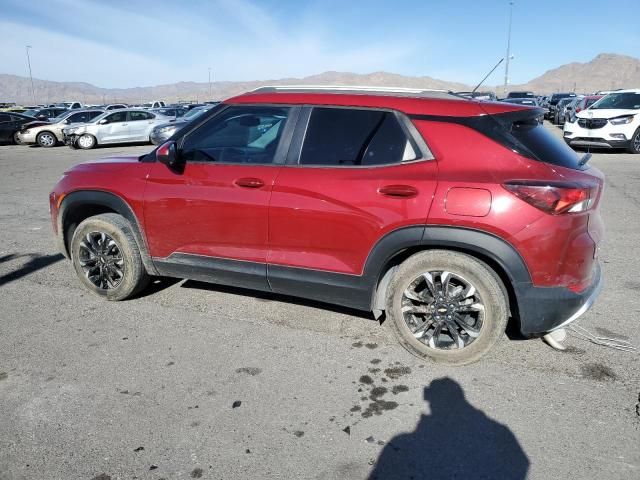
[208,67,212,100]
[503,1,514,95]
[25,45,36,105]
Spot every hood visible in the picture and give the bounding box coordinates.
[66,156,143,174]
[576,108,639,119]
[22,120,51,129]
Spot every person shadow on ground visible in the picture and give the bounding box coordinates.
[369,377,530,480]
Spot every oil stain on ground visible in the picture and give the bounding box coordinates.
[0,372,7,381]
[190,467,203,478]
[581,363,617,382]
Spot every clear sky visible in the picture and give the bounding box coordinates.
[1,0,638,88]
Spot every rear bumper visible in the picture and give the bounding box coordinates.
[516,264,602,336]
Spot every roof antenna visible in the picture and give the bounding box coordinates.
[472,58,505,94]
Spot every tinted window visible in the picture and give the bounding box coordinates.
[106,112,127,123]
[130,111,153,121]
[181,106,290,164]
[300,108,416,166]
[0,113,11,123]
[509,117,581,169]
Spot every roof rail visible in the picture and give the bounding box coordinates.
[248,85,457,98]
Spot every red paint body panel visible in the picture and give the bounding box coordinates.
[268,160,438,274]
[416,120,604,289]
[50,156,152,239]
[143,162,282,262]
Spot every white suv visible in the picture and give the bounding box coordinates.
[563,89,640,154]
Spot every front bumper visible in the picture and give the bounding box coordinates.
[516,264,602,336]
[16,131,37,144]
[564,121,633,149]
[64,134,79,146]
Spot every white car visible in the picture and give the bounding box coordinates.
[62,109,170,149]
[563,89,640,154]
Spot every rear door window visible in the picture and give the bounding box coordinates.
[299,108,418,166]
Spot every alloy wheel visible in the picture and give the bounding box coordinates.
[78,231,124,290]
[39,133,55,147]
[78,135,94,148]
[401,271,485,350]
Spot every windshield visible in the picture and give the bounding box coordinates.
[23,109,39,117]
[184,107,209,119]
[590,92,640,110]
[53,111,72,121]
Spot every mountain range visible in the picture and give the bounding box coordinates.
[1,53,638,105]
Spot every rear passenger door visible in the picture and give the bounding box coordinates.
[128,111,155,141]
[267,106,438,297]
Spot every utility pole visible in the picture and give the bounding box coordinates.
[503,1,514,95]
[25,45,36,105]
[208,67,212,100]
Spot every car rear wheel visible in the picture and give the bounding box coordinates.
[37,131,57,148]
[77,134,96,149]
[385,250,508,365]
[13,132,22,145]
[70,213,149,301]
[628,129,640,154]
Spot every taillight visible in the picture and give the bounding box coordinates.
[503,182,597,214]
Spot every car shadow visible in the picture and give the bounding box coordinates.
[0,253,64,287]
[181,279,375,320]
[134,276,182,299]
[369,377,530,480]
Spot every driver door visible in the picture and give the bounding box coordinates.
[98,111,129,143]
[143,105,298,290]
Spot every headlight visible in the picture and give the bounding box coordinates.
[609,115,635,125]
[156,125,177,135]
[65,127,79,134]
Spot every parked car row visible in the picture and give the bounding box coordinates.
[1,102,220,149]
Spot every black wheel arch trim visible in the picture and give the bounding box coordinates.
[57,190,158,275]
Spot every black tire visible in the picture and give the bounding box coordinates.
[77,133,96,150]
[13,131,22,145]
[70,213,149,301]
[36,131,57,148]
[628,128,640,154]
[385,250,508,366]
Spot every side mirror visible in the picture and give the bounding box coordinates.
[156,141,183,170]
[98,118,108,125]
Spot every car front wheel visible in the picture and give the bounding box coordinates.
[385,250,508,365]
[77,134,96,149]
[37,131,57,148]
[70,213,149,300]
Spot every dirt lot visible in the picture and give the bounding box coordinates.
[0,132,639,480]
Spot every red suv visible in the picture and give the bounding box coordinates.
[50,87,604,364]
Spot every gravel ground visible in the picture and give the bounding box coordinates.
[0,129,639,480]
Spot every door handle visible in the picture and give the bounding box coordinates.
[378,185,418,198]
[234,177,265,189]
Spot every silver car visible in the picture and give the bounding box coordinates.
[63,109,170,149]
